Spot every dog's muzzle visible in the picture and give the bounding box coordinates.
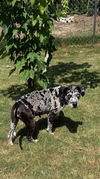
[72,102,77,108]
[68,97,79,108]
[68,102,78,108]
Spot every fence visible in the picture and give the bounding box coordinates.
[53,0,100,46]
[0,0,100,46]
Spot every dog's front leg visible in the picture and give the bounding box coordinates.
[47,112,56,135]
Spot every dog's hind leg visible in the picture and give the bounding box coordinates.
[8,104,19,145]
[8,121,16,145]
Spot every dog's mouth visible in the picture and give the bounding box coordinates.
[68,102,78,108]
[73,103,78,108]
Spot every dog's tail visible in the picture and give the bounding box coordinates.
[8,102,19,145]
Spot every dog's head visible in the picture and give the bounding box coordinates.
[60,85,85,108]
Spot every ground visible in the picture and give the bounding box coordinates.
[53,15,100,37]
[0,14,100,179]
[0,45,100,179]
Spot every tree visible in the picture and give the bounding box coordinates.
[0,0,59,89]
[61,0,69,16]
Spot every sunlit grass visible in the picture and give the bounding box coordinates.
[55,35,100,46]
[0,44,100,179]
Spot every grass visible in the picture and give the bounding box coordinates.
[0,44,100,179]
[55,35,100,46]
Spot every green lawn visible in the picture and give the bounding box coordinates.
[0,45,100,179]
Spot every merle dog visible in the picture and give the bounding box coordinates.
[8,85,85,145]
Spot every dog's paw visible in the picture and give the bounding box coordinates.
[8,140,13,145]
[46,129,54,135]
[28,138,38,143]
[13,131,16,137]
[33,139,39,143]
[49,132,54,135]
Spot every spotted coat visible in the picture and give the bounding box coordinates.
[8,85,85,145]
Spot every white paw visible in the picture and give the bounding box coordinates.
[13,131,16,137]
[8,134,10,138]
[46,129,54,135]
[8,140,13,145]
[49,132,54,135]
[34,139,39,143]
[28,138,38,143]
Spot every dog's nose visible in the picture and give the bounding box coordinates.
[73,102,77,108]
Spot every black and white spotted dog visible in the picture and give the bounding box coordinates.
[8,85,85,145]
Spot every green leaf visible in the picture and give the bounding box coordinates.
[6,43,17,53]
[23,22,28,31]
[39,34,45,43]
[37,59,46,72]
[47,20,54,32]
[15,58,26,71]
[40,6,46,14]
[15,61,22,71]
[23,12,27,18]
[13,29,18,36]
[36,77,48,89]
[39,0,47,14]
[12,0,21,7]
[30,69,35,79]
[12,0,17,6]
[27,52,39,69]
[20,69,30,80]
[3,25,8,36]
[27,52,39,62]
[32,19,37,26]
[30,0,35,6]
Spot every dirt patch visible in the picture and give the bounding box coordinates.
[53,15,100,37]
[0,15,100,38]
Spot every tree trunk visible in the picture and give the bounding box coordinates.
[27,78,35,89]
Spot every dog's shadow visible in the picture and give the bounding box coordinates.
[13,112,83,150]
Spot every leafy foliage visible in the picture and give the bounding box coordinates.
[54,0,68,17]
[61,0,69,16]
[0,0,59,89]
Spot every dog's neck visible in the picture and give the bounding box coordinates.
[59,98,67,107]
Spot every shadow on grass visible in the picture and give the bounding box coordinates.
[0,62,100,101]
[0,84,31,100]
[48,62,100,88]
[13,112,82,150]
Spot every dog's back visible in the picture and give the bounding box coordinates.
[18,86,61,115]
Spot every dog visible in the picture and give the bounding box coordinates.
[8,85,85,145]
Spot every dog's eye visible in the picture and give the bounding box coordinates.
[67,94,72,99]
[76,94,80,98]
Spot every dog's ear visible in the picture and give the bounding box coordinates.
[59,86,70,97]
[76,85,85,96]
